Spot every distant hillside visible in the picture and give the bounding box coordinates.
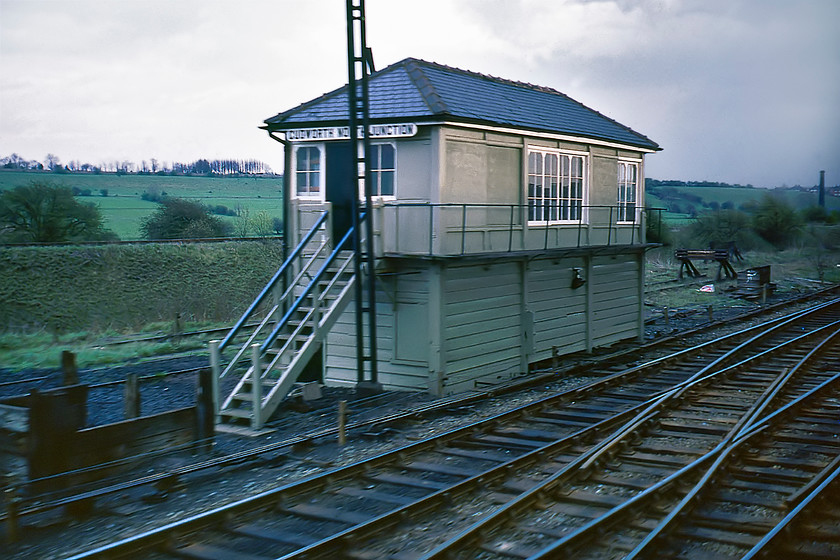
[645,179,840,223]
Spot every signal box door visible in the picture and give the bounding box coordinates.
[325,142,355,240]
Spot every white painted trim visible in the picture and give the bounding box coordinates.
[291,143,325,201]
[428,120,658,153]
[525,146,590,226]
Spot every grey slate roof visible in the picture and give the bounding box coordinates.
[264,58,660,151]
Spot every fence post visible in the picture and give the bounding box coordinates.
[338,400,347,445]
[196,368,215,451]
[61,350,78,386]
[250,344,263,430]
[208,340,221,420]
[5,486,20,543]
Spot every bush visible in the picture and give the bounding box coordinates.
[801,205,829,223]
[140,197,232,240]
[752,194,802,249]
[0,181,116,242]
[645,209,671,245]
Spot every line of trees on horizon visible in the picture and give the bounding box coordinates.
[0,152,277,177]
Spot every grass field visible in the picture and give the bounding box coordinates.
[0,169,284,239]
[647,185,840,223]
[2,169,836,238]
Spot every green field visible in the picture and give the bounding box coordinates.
[3,169,836,238]
[646,185,840,223]
[0,170,284,239]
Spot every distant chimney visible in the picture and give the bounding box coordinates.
[819,170,826,207]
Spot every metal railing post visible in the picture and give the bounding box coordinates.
[250,343,262,429]
[428,205,434,256]
[508,204,514,252]
[461,204,467,255]
[608,206,614,246]
[208,340,221,420]
[544,207,550,250]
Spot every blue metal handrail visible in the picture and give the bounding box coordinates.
[218,211,329,351]
[259,223,356,354]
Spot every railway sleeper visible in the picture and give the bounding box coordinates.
[533,409,612,422]
[493,426,569,441]
[657,419,733,436]
[470,433,551,449]
[171,542,270,560]
[279,502,372,525]
[481,539,541,559]
[741,453,835,471]
[333,486,415,506]
[619,450,696,468]
[440,445,516,464]
[733,465,814,485]
[227,523,320,547]
[691,507,778,533]
[399,460,478,478]
[780,540,840,560]
[674,524,764,548]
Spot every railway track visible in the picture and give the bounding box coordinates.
[61,298,840,560]
[2,288,833,539]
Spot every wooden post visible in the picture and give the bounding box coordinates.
[707,305,714,322]
[61,350,78,386]
[196,369,215,452]
[5,487,19,543]
[173,312,182,341]
[551,346,559,370]
[338,400,347,446]
[663,307,670,327]
[124,374,140,419]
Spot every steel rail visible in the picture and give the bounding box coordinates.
[740,459,840,560]
[19,298,840,558]
[528,325,840,560]
[627,368,840,560]
[417,317,840,559]
[80,302,840,558]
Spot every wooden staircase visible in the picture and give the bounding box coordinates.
[210,213,357,429]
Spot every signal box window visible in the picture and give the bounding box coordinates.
[295,146,321,197]
[617,161,638,222]
[528,148,585,223]
[369,144,395,197]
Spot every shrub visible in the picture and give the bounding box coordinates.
[752,194,802,249]
[0,181,116,242]
[140,198,232,240]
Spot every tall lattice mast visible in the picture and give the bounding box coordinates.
[345,0,379,387]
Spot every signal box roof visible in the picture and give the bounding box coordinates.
[264,57,660,152]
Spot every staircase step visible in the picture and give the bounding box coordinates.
[219,408,253,419]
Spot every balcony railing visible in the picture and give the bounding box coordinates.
[373,203,662,257]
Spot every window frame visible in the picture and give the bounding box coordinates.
[617,160,639,224]
[367,142,397,199]
[292,143,324,200]
[526,146,588,225]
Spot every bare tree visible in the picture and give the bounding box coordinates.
[45,153,61,171]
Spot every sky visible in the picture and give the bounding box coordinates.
[1,0,838,188]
